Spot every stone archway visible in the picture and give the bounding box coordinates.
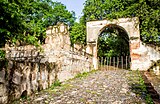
[86,17,142,70]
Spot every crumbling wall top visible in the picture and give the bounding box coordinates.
[46,23,69,35]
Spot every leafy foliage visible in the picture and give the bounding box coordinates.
[70,22,86,45]
[0,0,76,47]
[98,26,129,57]
[0,50,5,59]
[49,80,61,90]
[74,69,97,79]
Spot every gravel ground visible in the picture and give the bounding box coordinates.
[13,69,148,104]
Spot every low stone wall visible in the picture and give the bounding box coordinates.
[0,48,92,103]
[59,51,92,81]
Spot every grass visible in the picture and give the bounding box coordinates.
[74,69,97,79]
[75,72,89,78]
[49,80,61,90]
[128,70,154,104]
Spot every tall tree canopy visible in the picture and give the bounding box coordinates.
[0,0,75,47]
[70,18,86,45]
[82,0,160,44]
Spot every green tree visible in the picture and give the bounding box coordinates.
[0,0,75,47]
[98,26,129,57]
[70,22,86,45]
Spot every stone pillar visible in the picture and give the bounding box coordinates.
[86,43,98,69]
[30,63,39,91]
[92,44,98,69]
[130,40,152,70]
[130,38,140,70]
[86,44,93,55]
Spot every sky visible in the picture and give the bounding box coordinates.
[53,0,86,22]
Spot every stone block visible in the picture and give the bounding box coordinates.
[48,77,54,86]
[8,61,13,69]
[0,84,7,96]
[156,66,159,75]
[45,35,52,44]
[12,88,21,99]
[20,83,27,94]
[58,70,74,82]
[48,70,55,86]
[12,71,22,85]
[40,58,49,63]
[37,80,43,91]
[153,66,160,75]
[130,42,140,49]
[42,81,48,89]
[60,24,65,33]
[41,71,47,81]
[0,69,5,83]
[31,72,37,81]
[0,96,8,104]
[31,80,38,91]
[26,81,31,95]
[131,53,141,60]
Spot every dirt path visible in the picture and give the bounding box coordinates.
[13,70,150,104]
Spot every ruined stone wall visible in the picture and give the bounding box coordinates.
[142,43,160,72]
[59,51,92,82]
[131,42,160,70]
[0,23,93,103]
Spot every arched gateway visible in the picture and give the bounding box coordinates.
[86,17,145,70]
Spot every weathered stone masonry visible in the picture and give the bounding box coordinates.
[86,17,160,70]
[0,23,93,103]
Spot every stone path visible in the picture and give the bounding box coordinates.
[13,70,149,104]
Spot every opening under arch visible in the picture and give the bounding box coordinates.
[97,24,130,69]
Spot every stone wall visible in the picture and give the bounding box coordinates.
[0,23,93,103]
[142,43,160,72]
[131,42,160,70]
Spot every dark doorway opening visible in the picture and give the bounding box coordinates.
[98,24,130,70]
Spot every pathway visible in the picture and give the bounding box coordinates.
[13,70,150,104]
